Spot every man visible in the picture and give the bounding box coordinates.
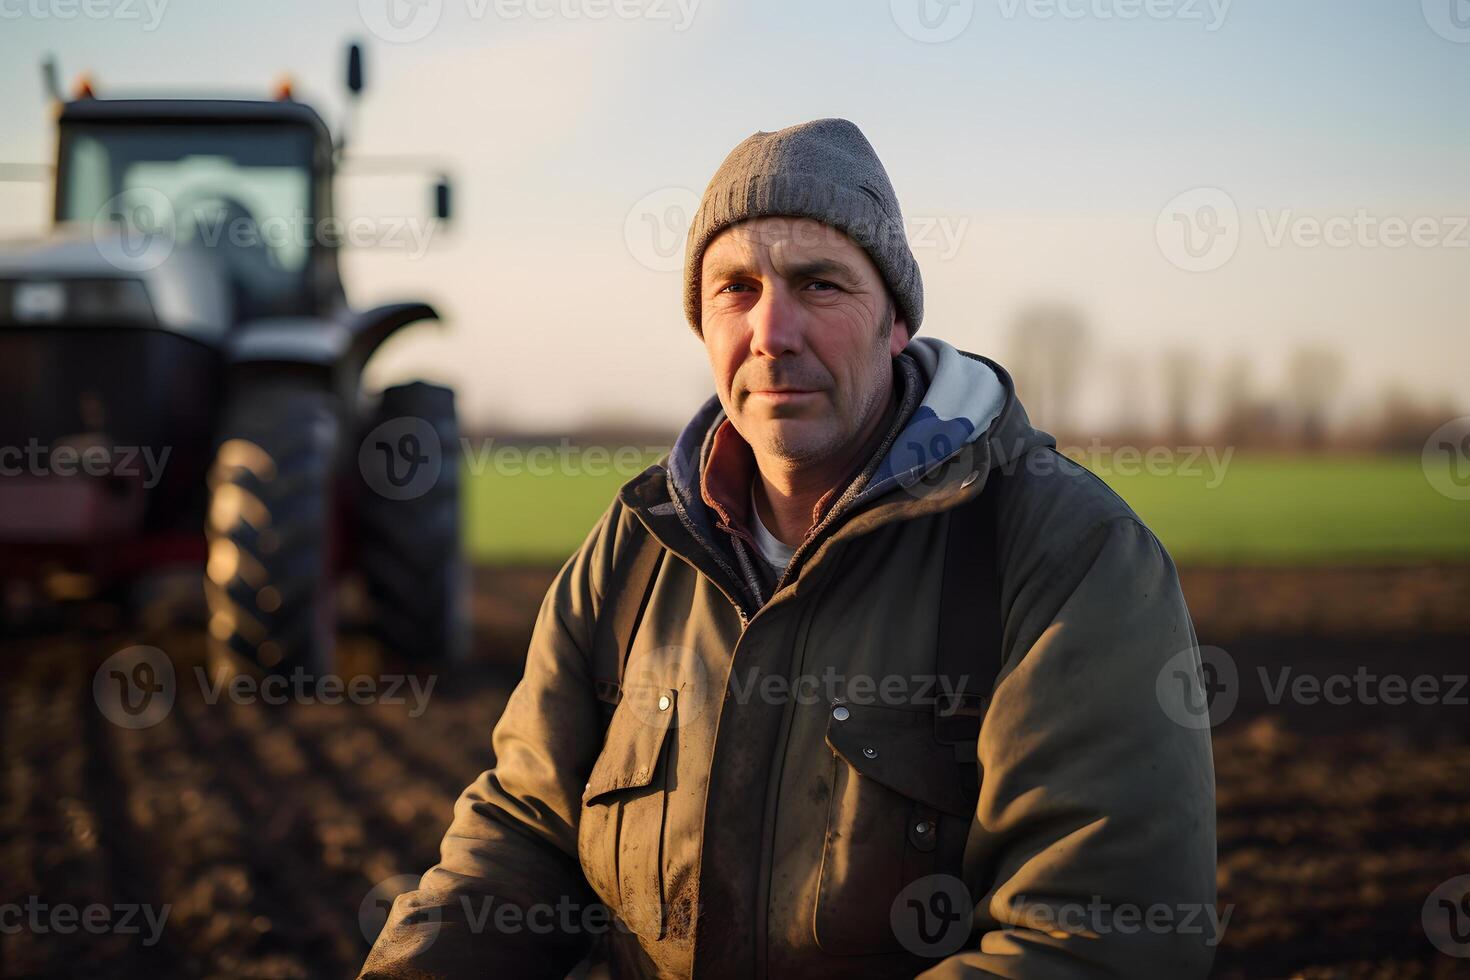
[363,118,1217,978]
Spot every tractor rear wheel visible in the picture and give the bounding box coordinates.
[355,381,467,664]
[204,376,340,677]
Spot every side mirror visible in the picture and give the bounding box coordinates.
[41,56,61,103]
[434,175,452,222]
[347,43,364,97]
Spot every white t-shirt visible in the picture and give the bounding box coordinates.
[748,483,797,573]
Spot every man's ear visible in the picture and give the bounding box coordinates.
[890,317,911,356]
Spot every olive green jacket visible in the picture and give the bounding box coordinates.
[362,338,1218,978]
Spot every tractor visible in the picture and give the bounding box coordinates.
[0,45,466,674]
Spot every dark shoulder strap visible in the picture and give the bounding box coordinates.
[934,468,1006,745]
[590,519,663,710]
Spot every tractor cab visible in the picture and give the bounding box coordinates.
[55,97,343,321]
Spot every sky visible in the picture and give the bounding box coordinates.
[1,0,1466,434]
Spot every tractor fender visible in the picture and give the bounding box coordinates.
[342,302,441,367]
[225,303,440,367]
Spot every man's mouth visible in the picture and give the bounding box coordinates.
[748,389,821,405]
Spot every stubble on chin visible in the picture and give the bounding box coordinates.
[751,416,831,468]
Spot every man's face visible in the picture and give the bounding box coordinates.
[700,216,910,468]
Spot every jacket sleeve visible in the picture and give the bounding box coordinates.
[919,514,1219,979]
[360,505,625,979]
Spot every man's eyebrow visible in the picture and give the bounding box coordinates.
[783,259,862,283]
[703,257,862,284]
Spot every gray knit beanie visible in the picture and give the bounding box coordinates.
[682,117,923,338]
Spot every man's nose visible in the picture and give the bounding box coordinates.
[747,283,806,358]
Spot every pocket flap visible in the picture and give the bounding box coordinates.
[824,702,975,817]
[582,687,676,805]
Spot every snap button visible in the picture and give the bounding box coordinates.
[862,746,878,759]
[914,821,931,836]
[831,705,850,722]
[657,694,671,712]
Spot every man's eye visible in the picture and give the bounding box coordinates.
[806,280,838,292]
[719,282,752,294]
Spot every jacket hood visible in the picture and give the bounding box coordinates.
[663,337,1054,543]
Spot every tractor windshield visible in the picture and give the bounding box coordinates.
[58,122,318,317]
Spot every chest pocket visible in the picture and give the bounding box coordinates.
[578,686,678,940]
[813,701,981,956]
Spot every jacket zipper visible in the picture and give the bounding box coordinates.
[665,468,754,628]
